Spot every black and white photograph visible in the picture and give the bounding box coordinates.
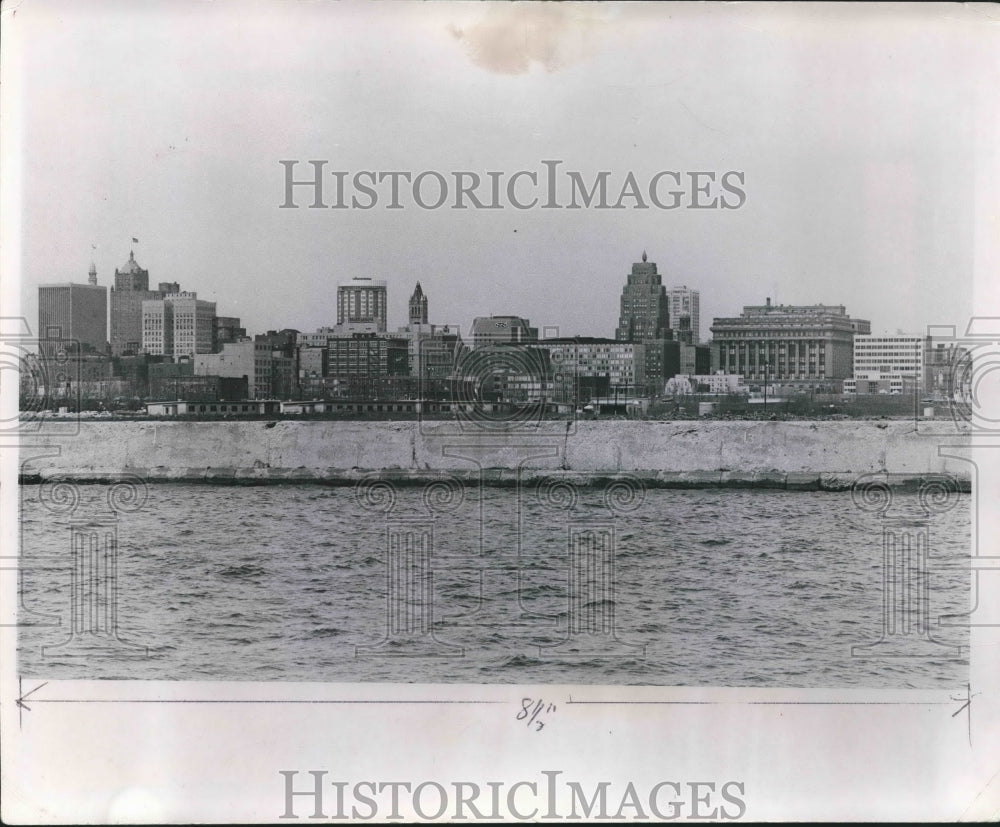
[2,0,999,822]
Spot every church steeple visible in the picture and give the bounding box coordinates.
[641,250,647,263]
[408,281,428,325]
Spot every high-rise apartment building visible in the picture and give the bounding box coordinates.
[337,276,388,332]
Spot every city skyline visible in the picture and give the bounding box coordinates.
[34,244,946,348]
[9,1,983,347]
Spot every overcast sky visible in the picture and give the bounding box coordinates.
[6,1,996,342]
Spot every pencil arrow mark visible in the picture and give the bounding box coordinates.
[950,682,980,746]
[15,678,48,729]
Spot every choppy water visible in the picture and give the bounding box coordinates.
[18,483,970,687]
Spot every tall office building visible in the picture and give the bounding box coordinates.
[337,276,388,332]
[38,270,108,355]
[141,299,173,357]
[614,252,677,395]
[711,298,870,386]
[666,286,701,344]
[110,250,181,356]
[168,293,216,358]
[114,250,148,292]
[615,252,670,342]
[142,292,216,358]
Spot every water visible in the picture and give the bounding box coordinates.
[18,484,970,687]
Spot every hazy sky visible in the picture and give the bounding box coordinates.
[6,1,996,342]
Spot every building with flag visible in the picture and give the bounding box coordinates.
[110,250,182,356]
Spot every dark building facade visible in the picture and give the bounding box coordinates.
[328,334,409,381]
[613,252,677,395]
[615,252,670,342]
[679,342,711,375]
[255,332,299,399]
[149,374,248,402]
[213,316,246,351]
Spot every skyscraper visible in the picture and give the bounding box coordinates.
[110,250,180,356]
[615,251,670,342]
[38,267,108,355]
[614,252,676,395]
[666,285,701,344]
[337,276,388,332]
[409,282,428,325]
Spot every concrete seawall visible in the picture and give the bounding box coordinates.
[18,420,971,490]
